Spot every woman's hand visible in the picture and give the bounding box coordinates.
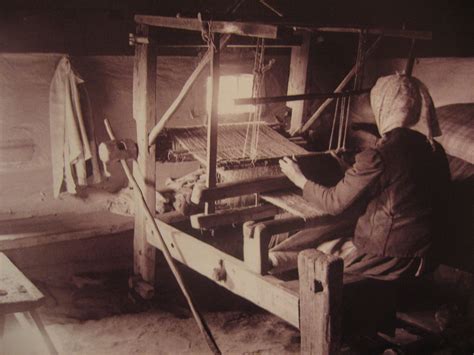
[279,156,308,189]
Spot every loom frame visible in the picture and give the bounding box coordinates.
[131,14,432,354]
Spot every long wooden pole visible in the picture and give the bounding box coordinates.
[205,34,221,214]
[235,88,370,105]
[148,34,231,146]
[147,0,245,147]
[133,24,157,283]
[296,35,382,135]
[104,119,221,355]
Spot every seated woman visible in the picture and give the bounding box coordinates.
[275,74,450,280]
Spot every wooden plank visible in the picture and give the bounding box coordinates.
[191,205,279,230]
[0,253,45,314]
[0,212,134,251]
[205,34,220,214]
[397,311,442,334]
[135,15,279,39]
[148,34,232,146]
[298,250,343,355]
[191,175,294,205]
[243,216,307,241]
[261,191,327,220]
[288,32,311,133]
[133,24,157,283]
[148,219,300,328]
[298,35,382,134]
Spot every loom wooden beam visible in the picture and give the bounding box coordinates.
[205,33,221,214]
[156,211,190,225]
[191,176,294,205]
[288,32,311,133]
[298,35,382,134]
[148,218,300,328]
[235,88,370,105]
[297,26,432,40]
[135,15,280,39]
[148,34,232,146]
[244,216,307,241]
[298,250,343,355]
[191,204,279,230]
[132,24,157,285]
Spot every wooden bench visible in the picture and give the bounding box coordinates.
[0,211,133,251]
[0,252,58,354]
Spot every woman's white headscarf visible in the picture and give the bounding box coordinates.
[370,74,441,146]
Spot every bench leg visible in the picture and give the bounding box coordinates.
[30,310,58,355]
[0,314,4,338]
[298,250,343,355]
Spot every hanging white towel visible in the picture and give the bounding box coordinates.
[49,56,101,197]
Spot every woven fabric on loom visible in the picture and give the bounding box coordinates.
[168,124,307,165]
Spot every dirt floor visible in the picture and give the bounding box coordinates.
[2,261,473,355]
[1,265,302,355]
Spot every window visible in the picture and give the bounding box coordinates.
[206,74,254,115]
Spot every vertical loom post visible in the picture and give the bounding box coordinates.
[205,34,221,214]
[405,39,416,77]
[299,35,382,134]
[298,250,343,355]
[133,24,157,285]
[288,32,311,133]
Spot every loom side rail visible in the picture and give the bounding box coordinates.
[148,217,301,328]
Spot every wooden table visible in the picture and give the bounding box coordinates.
[0,252,58,354]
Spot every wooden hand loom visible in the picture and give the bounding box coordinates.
[130,14,431,354]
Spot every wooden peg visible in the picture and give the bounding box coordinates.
[98,139,138,163]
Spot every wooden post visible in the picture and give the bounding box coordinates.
[404,39,416,77]
[298,250,343,355]
[288,32,311,133]
[133,24,157,285]
[243,221,273,274]
[205,34,220,214]
[298,35,382,134]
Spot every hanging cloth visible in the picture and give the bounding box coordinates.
[49,56,102,197]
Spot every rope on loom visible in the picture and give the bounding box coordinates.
[328,30,367,153]
[242,37,272,159]
[198,13,216,52]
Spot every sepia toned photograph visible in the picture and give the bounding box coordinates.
[0,1,473,354]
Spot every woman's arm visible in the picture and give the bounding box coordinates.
[280,149,384,215]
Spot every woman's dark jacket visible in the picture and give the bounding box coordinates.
[303,128,450,257]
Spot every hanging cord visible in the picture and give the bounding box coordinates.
[198,13,216,52]
[340,30,367,152]
[242,38,270,159]
[328,97,341,150]
[242,39,260,158]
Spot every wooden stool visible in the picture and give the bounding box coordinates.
[0,252,58,355]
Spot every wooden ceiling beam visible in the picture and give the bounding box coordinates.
[295,26,432,40]
[135,15,280,39]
